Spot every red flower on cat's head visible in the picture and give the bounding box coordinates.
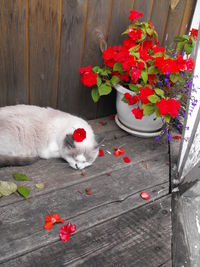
[73,128,86,142]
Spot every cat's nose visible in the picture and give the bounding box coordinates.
[75,163,78,169]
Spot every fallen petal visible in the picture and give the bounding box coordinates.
[140,191,150,200]
[123,156,131,163]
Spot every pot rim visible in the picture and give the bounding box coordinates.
[114,84,136,95]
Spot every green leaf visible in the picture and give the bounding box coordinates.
[91,88,100,103]
[146,27,154,36]
[182,34,189,41]
[17,186,30,199]
[122,96,129,103]
[13,172,29,181]
[164,114,171,123]
[35,183,45,190]
[0,181,17,196]
[92,66,101,73]
[174,36,184,42]
[110,75,120,85]
[155,88,165,98]
[147,95,159,104]
[141,69,148,84]
[176,41,185,53]
[98,83,112,96]
[169,72,181,83]
[97,75,102,87]
[142,104,155,116]
[128,84,140,93]
[147,65,159,75]
[184,43,193,55]
[129,49,140,59]
[153,52,164,58]
[155,106,161,118]
[113,62,123,73]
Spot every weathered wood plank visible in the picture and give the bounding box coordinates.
[163,0,187,48]
[57,0,88,115]
[150,0,170,43]
[0,0,28,106]
[96,0,133,118]
[0,132,168,207]
[29,0,61,107]
[80,0,112,119]
[134,0,153,21]
[179,0,197,36]
[1,196,171,267]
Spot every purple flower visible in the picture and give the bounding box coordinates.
[155,136,159,142]
[181,73,185,78]
[167,133,172,142]
[177,124,180,129]
[182,111,185,117]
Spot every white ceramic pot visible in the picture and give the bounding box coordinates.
[114,84,164,137]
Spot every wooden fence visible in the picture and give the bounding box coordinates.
[0,0,196,119]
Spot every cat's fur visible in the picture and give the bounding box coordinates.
[0,105,103,169]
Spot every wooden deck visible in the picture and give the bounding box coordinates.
[0,117,172,267]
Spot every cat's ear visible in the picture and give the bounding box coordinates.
[95,135,105,147]
[64,134,75,148]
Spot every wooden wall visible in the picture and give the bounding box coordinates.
[0,0,196,119]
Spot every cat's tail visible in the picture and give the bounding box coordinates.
[0,155,39,167]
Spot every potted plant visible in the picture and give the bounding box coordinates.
[79,10,198,138]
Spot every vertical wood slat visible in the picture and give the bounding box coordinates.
[29,0,61,108]
[179,0,197,35]
[58,0,88,115]
[163,0,187,48]
[0,0,28,106]
[133,0,153,21]
[96,0,134,118]
[150,0,170,43]
[80,0,113,119]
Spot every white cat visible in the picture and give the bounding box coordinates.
[0,105,104,169]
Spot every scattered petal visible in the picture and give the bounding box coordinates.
[99,149,104,157]
[172,135,182,140]
[114,147,125,156]
[35,183,45,189]
[85,187,92,195]
[0,181,17,196]
[123,156,131,163]
[44,213,65,230]
[109,114,115,121]
[59,222,76,242]
[99,121,107,126]
[81,170,86,176]
[106,173,111,176]
[140,191,150,200]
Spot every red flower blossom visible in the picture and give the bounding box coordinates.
[148,74,157,86]
[79,65,92,74]
[80,71,97,87]
[124,92,132,100]
[129,28,143,41]
[59,222,76,242]
[190,28,198,40]
[129,10,143,21]
[137,61,145,70]
[44,214,65,230]
[73,128,86,142]
[152,45,165,54]
[185,58,194,71]
[114,147,125,156]
[123,156,131,163]
[143,40,153,51]
[138,86,154,104]
[131,67,141,83]
[156,98,181,118]
[128,96,139,105]
[131,107,143,119]
[123,38,137,49]
[99,149,104,157]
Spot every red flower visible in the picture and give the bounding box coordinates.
[80,71,97,87]
[137,61,145,70]
[190,28,198,40]
[138,86,154,104]
[124,92,132,100]
[73,128,86,142]
[129,28,143,41]
[114,147,125,156]
[152,45,165,54]
[59,222,76,242]
[131,107,143,119]
[131,67,141,83]
[79,65,92,74]
[123,156,131,163]
[44,214,65,230]
[123,38,137,49]
[143,40,153,51]
[185,58,194,71]
[156,98,181,118]
[99,149,104,157]
[128,96,139,105]
[129,10,143,21]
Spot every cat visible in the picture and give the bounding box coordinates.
[0,105,104,169]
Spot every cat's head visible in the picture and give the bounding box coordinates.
[61,134,104,170]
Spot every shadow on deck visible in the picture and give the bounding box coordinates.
[0,117,173,267]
